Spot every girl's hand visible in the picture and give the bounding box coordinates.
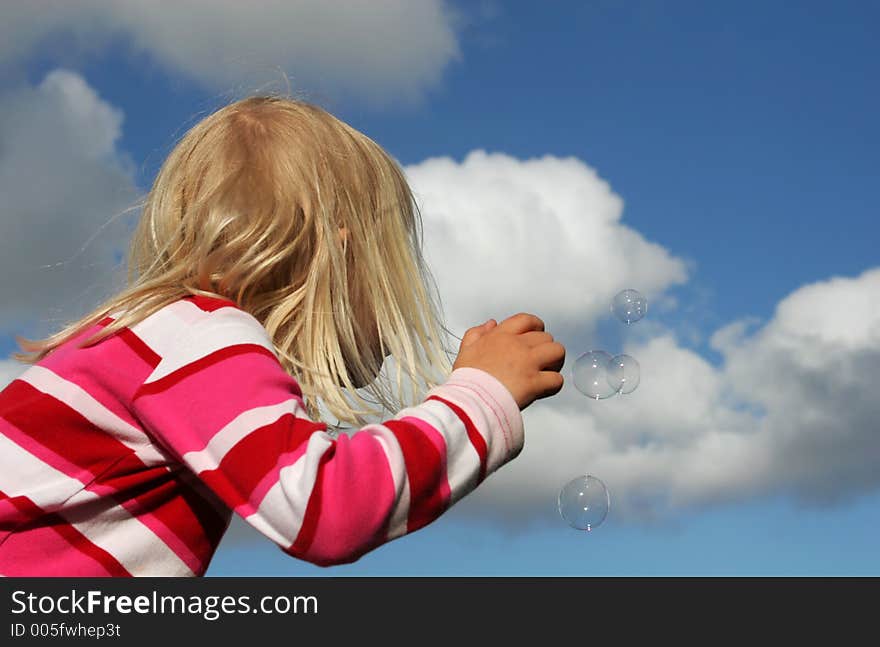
[452,313,565,411]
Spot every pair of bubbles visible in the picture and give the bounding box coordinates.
[572,351,640,399]
[557,290,647,531]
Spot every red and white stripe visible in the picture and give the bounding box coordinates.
[16,365,171,465]
[0,433,193,576]
[130,299,279,386]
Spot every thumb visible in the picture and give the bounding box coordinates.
[460,319,496,348]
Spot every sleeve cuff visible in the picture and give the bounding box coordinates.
[434,367,525,469]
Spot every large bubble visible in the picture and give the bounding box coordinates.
[572,350,620,400]
[558,475,610,531]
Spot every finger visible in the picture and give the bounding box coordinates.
[531,341,566,373]
[534,370,564,398]
[497,312,545,335]
[460,319,496,348]
[459,327,482,348]
[518,330,554,347]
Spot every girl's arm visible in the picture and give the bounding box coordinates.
[130,311,523,567]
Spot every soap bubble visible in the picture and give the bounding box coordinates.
[572,350,620,400]
[607,354,640,395]
[611,289,647,324]
[558,475,610,531]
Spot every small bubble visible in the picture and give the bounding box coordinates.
[606,354,641,395]
[611,289,647,324]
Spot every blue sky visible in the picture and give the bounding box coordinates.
[1,1,878,575]
[53,0,878,335]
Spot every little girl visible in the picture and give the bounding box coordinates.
[0,95,565,576]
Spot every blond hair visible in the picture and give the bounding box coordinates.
[13,94,456,427]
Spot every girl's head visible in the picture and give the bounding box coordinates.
[15,94,455,426]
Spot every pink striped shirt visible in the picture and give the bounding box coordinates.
[0,295,523,576]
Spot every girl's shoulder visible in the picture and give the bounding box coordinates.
[129,294,279,386]
[156,293,270,344]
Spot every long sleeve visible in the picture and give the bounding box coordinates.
[128,301,524,567]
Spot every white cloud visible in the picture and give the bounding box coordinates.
[407,151,688,339]
[715,268,880,503]
[0,0,463,106]
[0,69,137,338]
[449,269,880,525]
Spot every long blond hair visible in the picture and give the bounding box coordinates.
[13,94,456,427]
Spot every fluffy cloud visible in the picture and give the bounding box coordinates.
[0,69,137,339]
[715,269,880,503]
[0,0,463,106]
[445,269,880,525]
[407,151,688,339]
